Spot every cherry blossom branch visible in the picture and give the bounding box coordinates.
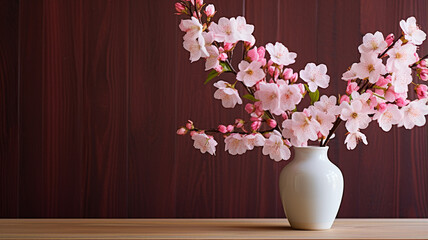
[378,34,403,58]
[191,128,276,135]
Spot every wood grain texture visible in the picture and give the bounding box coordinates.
[18,0,129,217]
[1,219,428,239]
[0,0,19,218]
[0,0,427,218]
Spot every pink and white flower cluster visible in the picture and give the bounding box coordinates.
[175,1,428,160]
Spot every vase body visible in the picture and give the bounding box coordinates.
[279,146,343,230]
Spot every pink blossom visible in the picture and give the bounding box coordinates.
[283,112,320,143]
[209,17,239,43]
[236,16,255,43]
[308,106,336,137]
[400,16,427,45]
[346,81,359,95]
[214,65,223,73]
[204,4,215,18]
[344,131,368,150]
[314,95,340,115]
[300,63,330,92]
[291,73,299,83]
[183,37,209,62]
[385,86,399,102]
[386,40,417,72]
[265,42,297,66]
[254,82,282,115]
[176,127,187,135]
[278,82,303,111]
[219,53,228,61]
[223,42,233,51]
[358,31,387,55]
[205,45,220,70]
[213,80,242,108]
[225,133,249,155]
[385,33,394,46]
[262,130,290,161]
[391,68,412,93]
[342,63,359,81]
[245,133,265,150]
[416,84,428,99]
[179,17,203,41]
[192,133,218,155]
[373,104,403,132]
[236,60,265,87]
[354,53,387,83]
[340,100,371,132]
[399,99,428,129]
[195,0,203,7]
[218,125,227,133]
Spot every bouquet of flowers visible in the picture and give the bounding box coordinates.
[175,0,428,161]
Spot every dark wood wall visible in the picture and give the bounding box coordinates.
[0,0,427,218]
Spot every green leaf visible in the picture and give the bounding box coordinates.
[220,61,232,72]
[204,70,219,85]
[309,89,320,104]
[303,84,320,104]
[242,94,259,102]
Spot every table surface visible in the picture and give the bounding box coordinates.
[0,218,428,239]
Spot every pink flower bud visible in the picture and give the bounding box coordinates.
[254,101,264,116]
[196,0,203,8]
[274,68,280,80]
[245,103,254,113]
[192,11,198,18]
[235,119,244,128]
[385,33,394,46]
[247,47,258,62]
[251,121,261,131]
[267,119,277,128]
[374,88,384,96]
[297,83,305,94]
[290,72,299,83]
[226,125,234,132]
[268,66,275,76]
[281,113,288,120]
[218,47,224,53]
[368,95,378,109]
[257,46,265,59]
[385,86,398,102]
[340,95,350,104]
[282,68,293,80]
[204,4,215,18]
[317,132,324,139]
[175,2,186,15]
[346,81,359,95]
[189,131,197,137]
[250,116,262,122]
[420,59,428,68]
[219,53,228,61]
[416,84,428,99]
[223,42,233,51]
[244,40,255,49]
[378,103,387,113]
[176,127,187,135]
[214,65,223,73]
[395,97,409,107]
[186,120,194,130]
[376,75,390,87]
[218,125,227,133]
[267,60,274,68]
[420,68,428,81]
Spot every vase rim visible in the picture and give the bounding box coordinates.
[294,146,329,150]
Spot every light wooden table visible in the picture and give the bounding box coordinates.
[0,219,427,239]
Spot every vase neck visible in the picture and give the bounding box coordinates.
[293,147,329,162]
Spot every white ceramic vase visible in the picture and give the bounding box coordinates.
[279,146,343,230]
